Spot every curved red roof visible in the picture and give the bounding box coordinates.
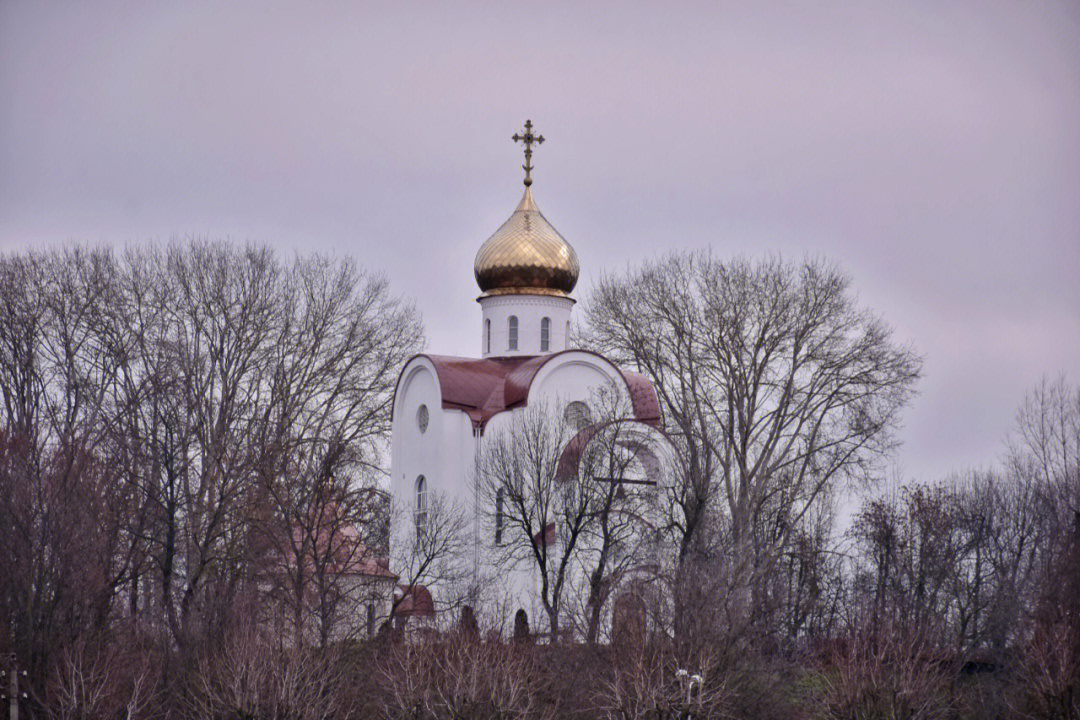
[395,584,435,617]
[397,350,661,431]
[554,418,672,483]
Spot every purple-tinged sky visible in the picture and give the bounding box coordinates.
[2,1,1078,482]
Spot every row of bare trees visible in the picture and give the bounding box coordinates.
[464,252,1077,717]
[1,244,1076,718]
[0,242,424,711]
[577,254,1077,718]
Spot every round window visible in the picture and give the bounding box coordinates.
[564,401,592,431]
[417,404,429,433]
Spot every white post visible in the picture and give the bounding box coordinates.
[3,655,18,720]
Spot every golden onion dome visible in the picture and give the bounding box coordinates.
[474,187,579,298]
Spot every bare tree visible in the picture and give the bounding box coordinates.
[186,623,357,720]
[1010,375,1080,492]
[849,484,959,642]
[478,402,595,642]
[119,242,421,649]
[389,490,470,628]
[377,637,550,720]
[248,252,422,646]
[1008,376,1080,720]
[258,468,391,647]
[46,636,158,720]
[818,614,956,720]
[0,241,423,699]
[0,248,140,691]
[584,252,922,634]
[598,640,731,720]
[566,390,670,645]
[765,497,846,642]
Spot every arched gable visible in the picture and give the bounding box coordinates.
[521,350,626,407]
[391,355,443,426]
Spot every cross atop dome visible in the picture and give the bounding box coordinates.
[512,119,544,187]
[474,121,577,301]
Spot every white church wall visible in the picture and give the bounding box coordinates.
[391,359,439,512]
[391,359,476,533]
[390,356,484,625]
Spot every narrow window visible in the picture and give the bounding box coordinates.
[415,475,428,538]
[508,316,518,351]
[485,319,491,354]
[610,538,624,565]
[540,317,550,352]
[495,488,504,545]
[566,321,572,348]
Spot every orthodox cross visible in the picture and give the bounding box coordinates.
[512,119,544,187]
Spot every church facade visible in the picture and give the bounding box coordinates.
[389,122,670,636]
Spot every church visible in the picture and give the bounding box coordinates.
[389,122,672,636]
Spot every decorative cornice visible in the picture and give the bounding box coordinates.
[477,293,576,307]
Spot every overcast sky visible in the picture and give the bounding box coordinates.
[2,1,1077,482]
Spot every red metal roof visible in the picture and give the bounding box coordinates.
[554,418,673,483]
[276,501,398,579]
[394,584,435,617]
[621,371,662,426]
[399,350,662,431]
[533,522,557,548]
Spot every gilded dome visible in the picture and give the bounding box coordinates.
[474,187,579,298]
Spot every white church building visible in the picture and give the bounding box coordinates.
[389,122,671,636]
